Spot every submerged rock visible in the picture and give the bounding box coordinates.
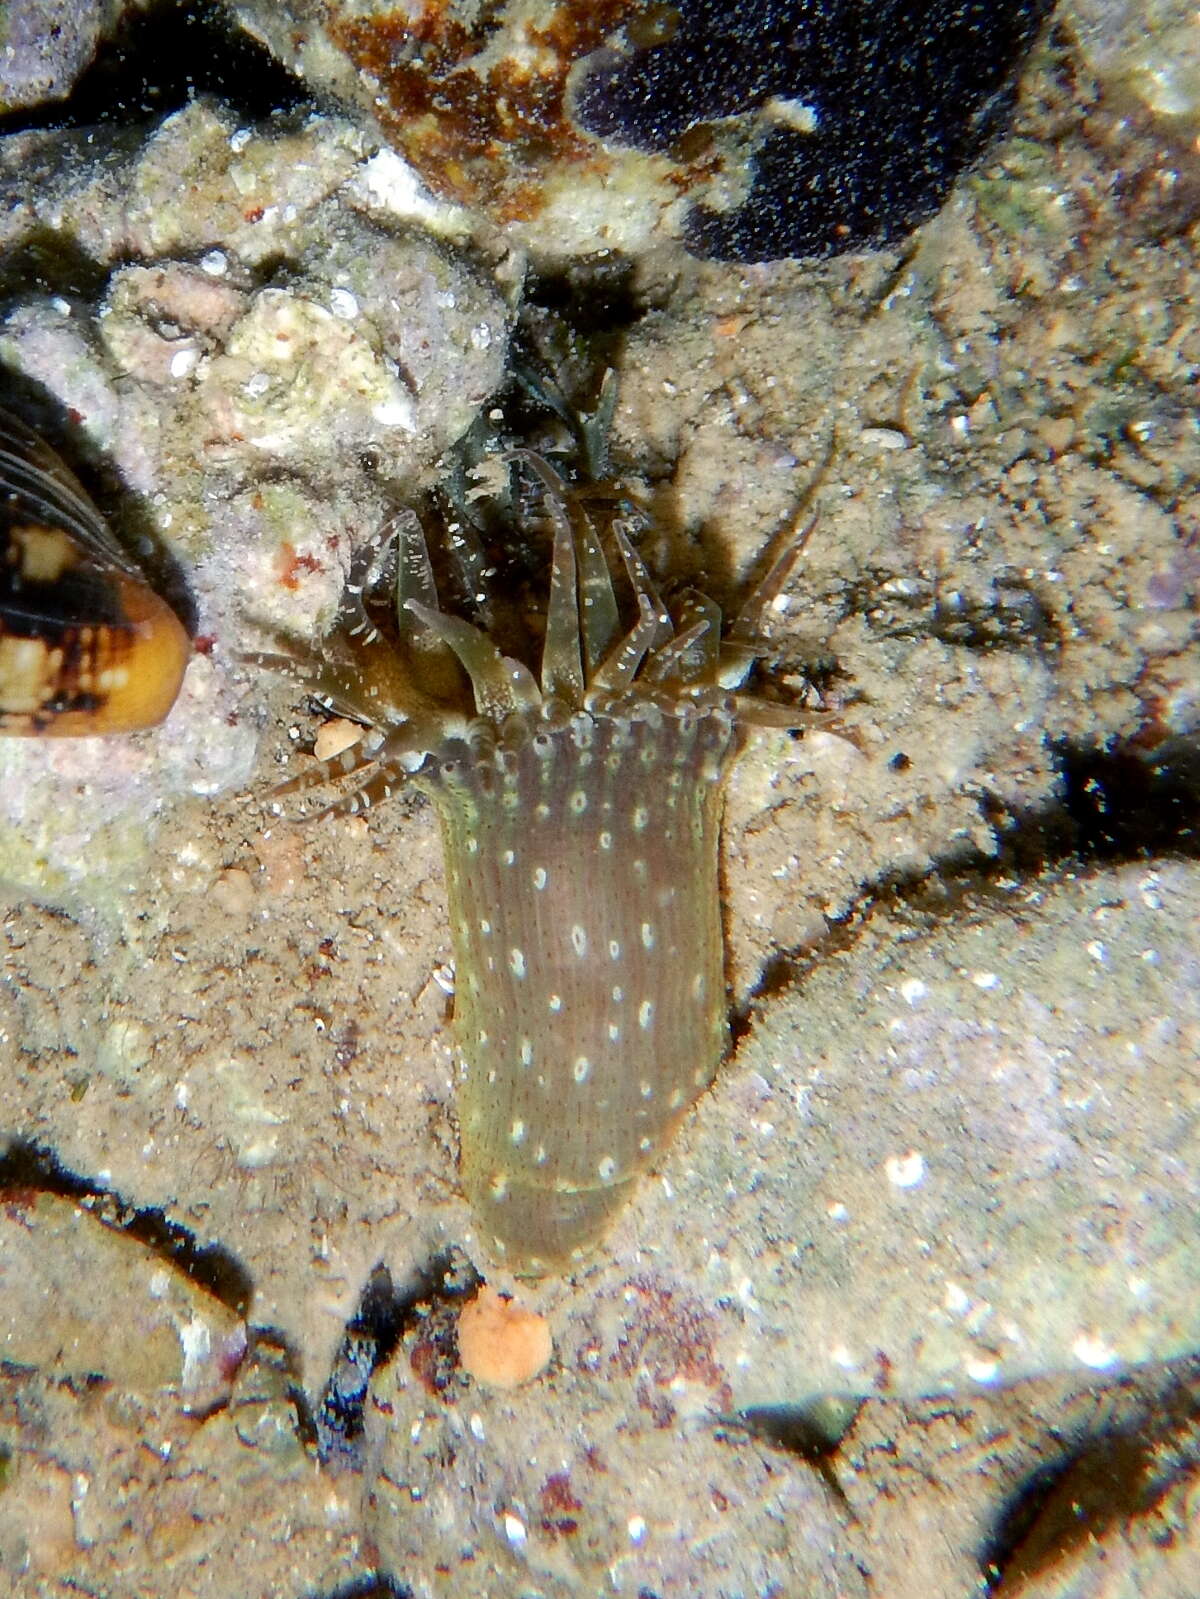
[228,0,1054,263]
[0,0,114,113]
[0,97,510,911]
[0,1190,245,1403]
[575,858,1200,1404]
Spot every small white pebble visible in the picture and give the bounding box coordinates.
[944,1281,970,1315]
[1086,940,1107,963]
[501,1511,527,1548]
[899,978,927,1005]
[825,1201,848,1222]
[971,971,1000,989]
[627,1515,647,1545]
[372,396,416,431]
[229,127,252,152]
[1072,1331,1119,1370]
[329,287,358,319]
[169,346,198,379]
[200,248,228,276]
[885,1149,926,1188]
[860,425,908,450]
[965,1355,1000,1383]
[468,1412,485,1441]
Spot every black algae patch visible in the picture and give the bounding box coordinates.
[574,0,1056,262]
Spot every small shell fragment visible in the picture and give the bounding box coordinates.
[0,409,189,735]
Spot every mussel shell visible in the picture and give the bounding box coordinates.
[0,409,189,735]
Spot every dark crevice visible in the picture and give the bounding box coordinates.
[981,1367,1200,1591]
[316,1250,482,1467]
[303,1580,413,1599]
[722,1399,862,1508]
[0,1138,253,1315]
[525,257,649,339]
[0,0,310,137]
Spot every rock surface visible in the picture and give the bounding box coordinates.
[0,0,116,112]
[0,98,510,911]
[0,5,1198,1597]
[565,858,1200,1405]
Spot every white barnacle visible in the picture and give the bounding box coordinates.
[571,924,588,958]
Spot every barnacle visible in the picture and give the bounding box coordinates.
[0,409,189,736]
[259,383,824,1271]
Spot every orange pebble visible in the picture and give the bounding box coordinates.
[457,1287,552,1390]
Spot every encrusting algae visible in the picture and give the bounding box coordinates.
[259,374,828,1273]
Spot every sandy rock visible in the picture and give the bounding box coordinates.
[545,859,1200,1405]
[366,1338,862,1599]
[0,1359,367,1595]
[0,97,510,912]
[0,1191,245,1404]
[0,0,117,113]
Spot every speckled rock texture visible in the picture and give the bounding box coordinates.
[0,97,511,909]
[0,0,122,112]
[1,5,1199,1597]
[0,1191,245,1404]
[366,1345,865,1598]
[570,857,1200,1404]
[0,1356,368,1593]
[1071,0,1200,125]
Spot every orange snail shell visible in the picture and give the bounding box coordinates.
[0,410,189,735]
